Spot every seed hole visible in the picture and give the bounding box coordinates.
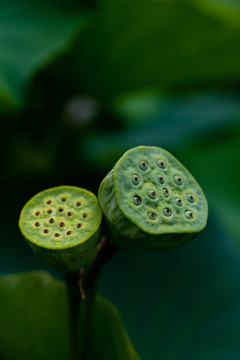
[47,209,52,214]
[133,196,141,206]
[175,198,182,207]
[66,231,72,235]
[34,222,40,227]
[174,176,183,186]
[163,188,170,198]
[185,211,194,220]
[59,222,65,227]
[187,194,195,203]
[139,161,148,171]
[61,197,67,202]
[43,229,49,234]
[54,233,60,238]
[46,200,51,205]
[147,190,157,200]
[76,201,82,207]
[163,208,172,217]
[147,212,157,220]
[35,211,40,216]
[49,218,54,224]
[157,175,165,184]
[77,223,82,228]
[67,211,73,217]
[157,160,166,169]
[82,213,88,218]
[132,174,140,185]
[58,208,64,213]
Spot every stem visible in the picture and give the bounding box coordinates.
[63,239,118,360]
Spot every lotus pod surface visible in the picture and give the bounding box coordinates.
[19,186,102,272]
[98,146,208,250]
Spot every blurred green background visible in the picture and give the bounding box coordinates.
[1,0,240,359]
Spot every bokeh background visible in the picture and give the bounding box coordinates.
[1,0,240,359]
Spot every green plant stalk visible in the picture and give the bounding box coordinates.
[64,239,118,360]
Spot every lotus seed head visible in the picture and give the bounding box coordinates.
[157,175,165,184]
[187,194,195,203]
[139,161,148,171]
[132,174,140,185]
[174,176,183,186]
[147,190,157,199]
[133,196,141,206]
[175,198,182,206]
[157,160,166,169]
[148,212,157,220]
[163,208,172,217]
[185,211,194,220]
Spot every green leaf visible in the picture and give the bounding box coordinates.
[50,0,240,102]
[0,272,140,360]
[0,0,89,110]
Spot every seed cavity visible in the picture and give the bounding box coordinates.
[174,176,183,186]
[163,208,172,217]
[157,175,165,184]
[148,212,157,220]
[67,211,73,217]
[147,190,157,200]
[35,211,40,216]
[47,209,52,214]
[185,211,194,220]
[46,200,51,205]
[34,222,40,227]
[61,197,67,202]
[163,188,170,198]
[58,208,64,213]
[43,229,49,234]
[76,201,82,207]
[66,231,72,235]
[82,213,88,218]
[49,218,54,224]
[139,161,148,171]
[187,194,195,203]
[54,233,60,238]
[157,160,166,169]
[59,222,65,227]
[133,196,141,206]
[132,174,140,185]
[175,198,183,207]
[77,223,82,228]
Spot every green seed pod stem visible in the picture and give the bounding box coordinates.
[19,186,102,272]
[98,146,208,250]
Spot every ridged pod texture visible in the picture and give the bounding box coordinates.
[19,186,102,272]
[98,146,208,250]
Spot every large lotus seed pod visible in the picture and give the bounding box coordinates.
[19,186,102,272]
[98,146,208,250]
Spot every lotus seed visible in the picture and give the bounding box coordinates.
[185,211,194,220]
[49,218,54,223]
[54,233,60,237]
[43,229,49,234]
[82,213,88,218]
[46,200,51,205]
[67,231,72,235]
[175,198,182,206]
[187,194,195,203]
[157,160,166,169]
[77,223,82,228]
[61,197,67,202]
[76,201,82,206]
[47,209,52,214]
[35,211,40,216]
[67,211,73,217]
[132,175,140,185]
[148,212,157,220]
[163,188,170,198]
[147,190,157,199]
[34,222,40,227]
[157,175,165,184]
[174,176,183,186]
[59,208,63,213]
[133,196,141,206]
[163,208,171,217]
[139,161,148,171]
[59,222,65,227]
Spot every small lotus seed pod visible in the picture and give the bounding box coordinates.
[98,146,208,250]
[19,186,102,272]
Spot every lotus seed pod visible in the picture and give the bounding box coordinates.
[19,186,102,272]
[98,146,208,250]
